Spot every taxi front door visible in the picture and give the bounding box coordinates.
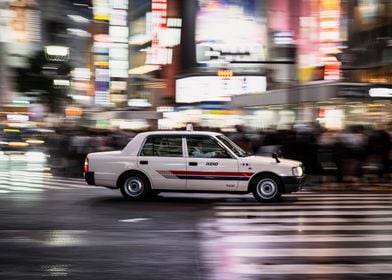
[185,136,239,191]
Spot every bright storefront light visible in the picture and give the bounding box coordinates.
[369,88,392,98]
[25,152,47,163]
[67,14,89,23]
[45,46,69,56]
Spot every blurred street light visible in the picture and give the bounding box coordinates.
[67,14,90,23]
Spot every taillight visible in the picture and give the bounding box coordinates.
[84,157,89,173]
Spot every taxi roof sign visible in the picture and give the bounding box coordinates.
[186,123,193,132]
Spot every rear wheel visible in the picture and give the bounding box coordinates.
[251,175,282,203]
[119,173,150,200]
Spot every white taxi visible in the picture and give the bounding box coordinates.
[84,130,304,202]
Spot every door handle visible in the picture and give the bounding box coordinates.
[140,160,148,165]
[189,162,198,166]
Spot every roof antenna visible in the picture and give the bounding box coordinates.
[272,153,280,163]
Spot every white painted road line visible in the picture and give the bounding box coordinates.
[0,180,81,190]
[217,217,392,224]
[0,185,44,192]
[0,176,86,185]
[287,193,392,197]
[229,247,392,258]
[219,224,392,232]
[292,197,392,201]
[224,234,392,243]
[215,204,392,210]
[216,210,392,217]
[0,180,67,190]
[119,218,151,223]
[233,263,392,275]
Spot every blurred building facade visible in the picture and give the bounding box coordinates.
[335,0,392,129]
[230,0,392,131]
[0,0,391,131]
[0,0,92,125]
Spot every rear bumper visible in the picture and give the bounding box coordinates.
[84,171,95,185]
[282,176,305,193]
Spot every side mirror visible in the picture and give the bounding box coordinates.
[272,153,280,163]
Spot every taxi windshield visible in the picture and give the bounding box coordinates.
[217,135,248,157]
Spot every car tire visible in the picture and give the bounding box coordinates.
[119,173,150,200]
[251,175,282,203]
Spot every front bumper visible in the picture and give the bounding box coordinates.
[84,171,95,185]
[281,176,305,193]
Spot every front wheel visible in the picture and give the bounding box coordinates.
[251,175,282,203]
[120,174,150,200]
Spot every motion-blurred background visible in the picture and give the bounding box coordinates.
[0,0,391,182]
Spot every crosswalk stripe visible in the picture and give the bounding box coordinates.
[0,181,66,190]
[219,224,392,232]
[233,263,392,275]
[0,172,54,179]
[229,247,392,257]
[215,200,392,205]
[216,210,392,217]
[0,185,44,192]
[52,177,85,183]
[0,170,85,179]
[0,177,86,185]
[215,204,392,210]
[0,174,85,184]
[215,197,392,204]
[287,193,392,197]
[40,182,89,189]
[0,177,71,187]
[217,216,392,224]
[208,191,392,278]
[0,172,91,192]
[292,196,392,200]
[224,234,392,243]
[43,178,86,185]
[0,178,86,189]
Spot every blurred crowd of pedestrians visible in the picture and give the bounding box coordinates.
[228,124,391,185]
[45,124,391,185]
[47,127,134,177]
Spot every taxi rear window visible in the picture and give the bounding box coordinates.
[140,135,183,157]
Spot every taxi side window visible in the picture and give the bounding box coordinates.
[140,135,183,157]
[187,136,231,158]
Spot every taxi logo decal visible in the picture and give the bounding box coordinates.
[157,170,254,181]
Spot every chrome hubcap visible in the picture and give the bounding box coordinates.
[124,177,144,197]
[256,178,277,199]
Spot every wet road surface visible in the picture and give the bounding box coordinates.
[1,160,392,279]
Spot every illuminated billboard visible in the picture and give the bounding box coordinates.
[319,0,341,80]
[176,75,266,103]
[195,0,267,65]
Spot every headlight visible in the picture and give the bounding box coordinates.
[292,166,304,177]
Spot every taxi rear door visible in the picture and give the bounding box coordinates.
[137,135,186,190]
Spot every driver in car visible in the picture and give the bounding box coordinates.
[191,142,216,158]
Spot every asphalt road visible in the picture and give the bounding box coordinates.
[1,159,392,280]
